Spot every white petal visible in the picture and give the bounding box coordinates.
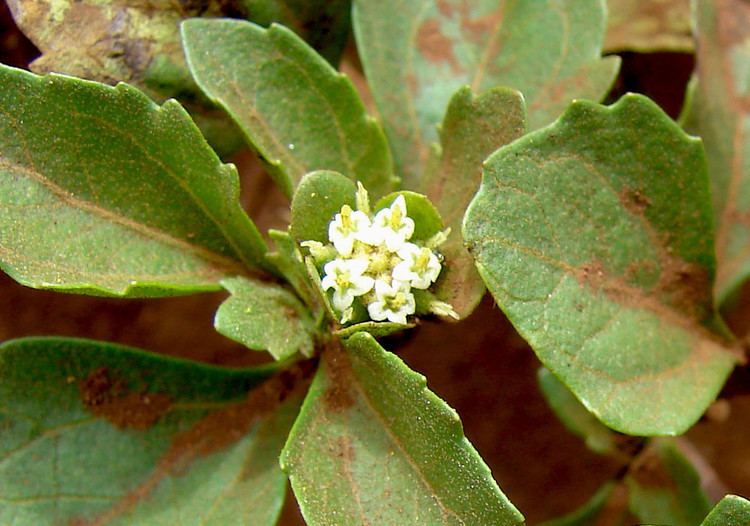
[392,260,418,283]
[350,275,375,296]
[332,289,355,311]
[385,308,407,325]
[367,300,388,321]
[322,259,344,280]
[355,224,383,246]
[392,195,407,214]
[321,274,337,291]
[399,216,415,240]
[396,242,420,259]
[402,291,416,313]
[345,258,369,276]
[383,231,408,252]
[350,210,372,229]
[374,279,393,298]
[331,234,355,257]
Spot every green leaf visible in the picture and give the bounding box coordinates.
[0,337,302,525]
[625,439,712,526]
[215,276,316,360]
[373,190,444,241]
[242,0,352,65]
[700,495,750,526]
[464,94,737,435]
[353,0,619,188]
[290,170,356,244]
[605,0,692,52]
[540,482,630,526]
[280,333,524,526]
[423,86,526,318]
[537,368,620,457]
[182,19,396,199]
[333,320,414,339]
[680,0,750,304]
[0,64,272,297]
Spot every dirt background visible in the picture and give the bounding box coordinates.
[1,4,749,523]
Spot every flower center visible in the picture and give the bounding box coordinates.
[334,270,352,289]
[368,248,391,274]
[385,291,408,310]
[414,249,430,270]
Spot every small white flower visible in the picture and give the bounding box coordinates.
[328,205,371,257]
[321,258,374,312]
[393,242,442,289]
[372,195,415,251]
[367,280,416,325]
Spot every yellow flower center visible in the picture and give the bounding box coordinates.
[335,271,351,289]
[385,292,408,310]
[414,249,430,270]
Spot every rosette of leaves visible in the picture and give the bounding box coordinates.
[0,9,576,522]
[5,0,742,522]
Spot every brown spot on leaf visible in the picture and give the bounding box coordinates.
[75,361,314,526]
[80,368,171,430]
[654,253,712,320]
[717,0,750,48]
[417,19,461,73]
[333,435,355,463]
[460,9,502,41]
[322,341,356,413]
[436,0,456,17]
[619,187,651,215]
[575,260,607,289]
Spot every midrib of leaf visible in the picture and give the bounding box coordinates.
[68,102,259,271]
[340,349,460,524]
[526,6,572,114]
[469,0,509,91]
[715,114,749,286]
[696,4,750,295]
[210,57,307,180]
[403,0,432,171]
[0,400,232,471]
[477,232,725,356]
[0,159,247,279]
[187,32,364,191]
[195,425,279,526]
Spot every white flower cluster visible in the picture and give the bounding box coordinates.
[303,187,447,325]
